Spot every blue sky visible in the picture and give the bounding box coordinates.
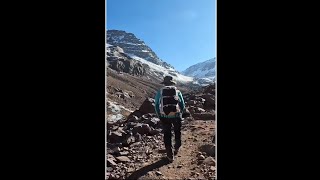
[106,0,216,72]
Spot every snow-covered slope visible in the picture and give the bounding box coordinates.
[181,58,216,86]
[128,54,193,83]
[182,58,216,79]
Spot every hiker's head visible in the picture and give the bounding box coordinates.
[161,76,176,86]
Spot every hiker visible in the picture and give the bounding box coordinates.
[154,76,185,162]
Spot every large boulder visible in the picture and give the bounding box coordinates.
[192,112,215,120]
[127,110,143,120]
[108,131,125,143]
[132,123,151,135]
[202,95,215,109]
[139,98,155,114]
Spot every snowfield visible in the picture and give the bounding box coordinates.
[127,54,194,83]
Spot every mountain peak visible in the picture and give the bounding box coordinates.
[182,58,216,80]
[107,30,174,69]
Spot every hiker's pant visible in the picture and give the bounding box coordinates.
[160,117,182,152]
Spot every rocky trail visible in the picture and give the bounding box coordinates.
[107,119,215,180]
[107,84,216,180]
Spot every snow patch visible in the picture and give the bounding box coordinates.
[127,54,193,83]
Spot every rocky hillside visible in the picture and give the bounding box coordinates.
[106,83,216,180]
[107,45,150,76]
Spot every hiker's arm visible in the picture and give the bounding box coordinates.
[154,91,161,117]
[178,91,185,112]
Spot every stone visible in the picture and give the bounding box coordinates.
[134,133,142,142]
[107,158,117,166]
[198,155,205,160]
[147,117,160,128]
[210,166,216,171]
[149,128,161,135]
[123,136,135,146]
[192,113,215,120]
[139,98,155,114]
[116,156,131,162]
[108,131,125,143]
[132,123,151,135]
[155,171,162,176]
[127,110,143,120]
[120,151,129,156]
[195,107,206,113]
[203,157,216,166]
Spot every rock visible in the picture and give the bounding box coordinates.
[188,100,197,105]
[202,95,215,109]
[195,107,206,113]
[139,98,155,114]
[108,131,125,143]
[127,91,135,98]
[210,166,216,171]
[203,157,216,166]
[111,147,121,155]
[177,165,183,168]
[128,115,139,122]
[146,149,152,155]
[116,156,131,162]
[155,171,162,176]
[192,113,215,120]
[149,128,161,135]
[108,154,116,161]
[123,92,131,98]
[127,110,143,120]
[120,151,129,156]
[123,136,135,146]
[130,142,141,147]
[132,123,151,135]
[134,133,142,141]
[107,158,117,166]
[147,117,160,128]
[127,167,134,173]
[107,167,113,172]
[198,155,205,160]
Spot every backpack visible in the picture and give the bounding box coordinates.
[159,86,181,116]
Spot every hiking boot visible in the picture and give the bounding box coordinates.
[167,155,174,162]
[174,148,179,156]
[166,147,174,162]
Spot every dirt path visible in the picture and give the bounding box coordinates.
[126,120,216,180]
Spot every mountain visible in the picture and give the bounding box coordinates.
[182,58,216,85]
[106,30,193,84]
[107,30,174,69]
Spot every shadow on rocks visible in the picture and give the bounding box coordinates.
[126,158,170,180]
[199,144,215,157]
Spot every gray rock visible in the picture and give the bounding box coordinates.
[107,158,117,166]
[120,151,129,156]
[116,156,131,162]
[123,136,135,146]
[198,155,205,160]
[132,123,151,135]
[203,157,216,166]
[139,98,155,114]
[108,131,125,143]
